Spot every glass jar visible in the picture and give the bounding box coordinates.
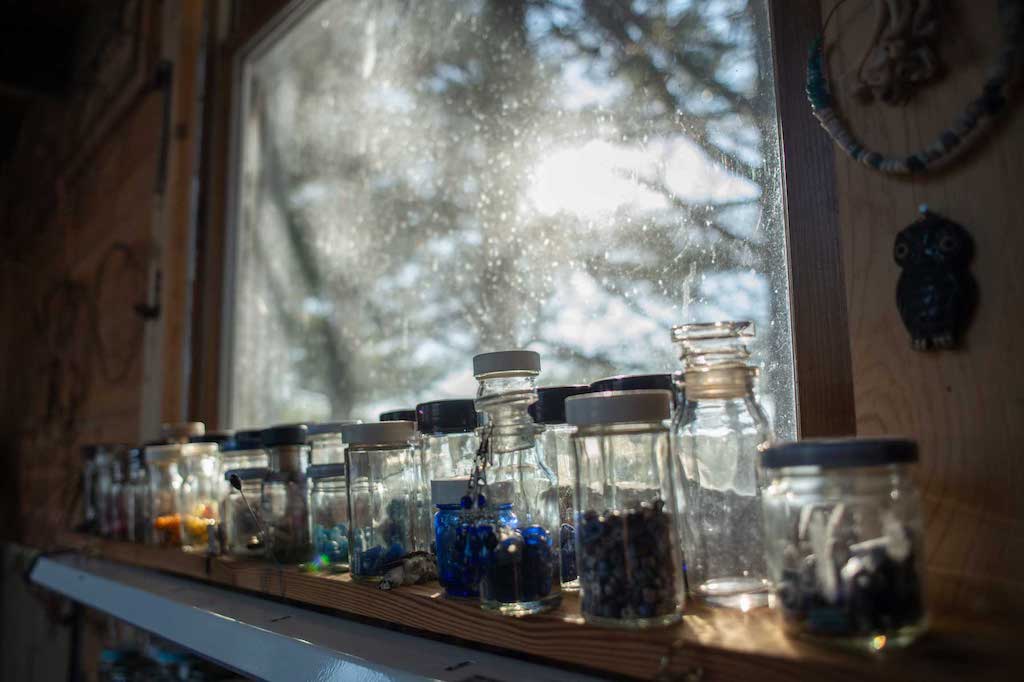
[307,463,349,572]
[261,425,311,563]
[145,444,184,547]
[220,429,269,471]
[161,422,205,444]
[343,421,417,581]
[380,409,416,422]
[672,321,773,609]
[531,385,591,590]
[222,467,268,558]
[81,445,100,534]
[567,390,685,627]
[108,450,129,541]
[125,447,150,543]
[177,442,222,553]
[761,439,927,649]
[472,350,561,615]
[309,421,359,465]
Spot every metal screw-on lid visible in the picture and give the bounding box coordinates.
[761,438,919,470]
[472,350,541,377]
[379,409,416,422]
[566,390,672,426]
[224,467,269,482]
[416,399,478,434]
[261,424,309,448]
[161,422,205,442]
[307,463,347,480]
[341,421,415,447]
[432,477,471,506]
[529,385,591,424]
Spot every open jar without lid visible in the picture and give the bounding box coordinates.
[761,438,927,650]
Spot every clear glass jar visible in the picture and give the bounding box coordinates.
[261,425,311,563]
[761,439,927,649]
[107,450,129,541]
[531,385,591,590]
[672,321,773,608]
[177,442,222,553]
[125,447,149,543]
[222,467,268,558]
[567,390,685,628]
[309,421,359,465]
[472,350,560,615]
[81,445,100,534]
[307,463,349,572]
[343,421,417,581]
[145,444,184,547]
[220,430,269,471]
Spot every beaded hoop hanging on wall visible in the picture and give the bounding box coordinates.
[808,0,1024,175]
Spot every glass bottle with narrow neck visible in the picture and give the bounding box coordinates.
[472,350,560,615]
[671,321,773,609]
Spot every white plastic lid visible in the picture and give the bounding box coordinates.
[431,477,471,506]
[340,421,415,446]
[473,350,541,376]
[160,422,205,442]
[565,389,671,426]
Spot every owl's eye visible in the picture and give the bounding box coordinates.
[895,242,909,260]
[939,234,957,252]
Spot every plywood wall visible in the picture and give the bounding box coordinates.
[821,0,1024,616]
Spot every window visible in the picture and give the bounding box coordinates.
[226,0,795,436]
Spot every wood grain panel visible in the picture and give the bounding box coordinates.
[821,0,1024,616]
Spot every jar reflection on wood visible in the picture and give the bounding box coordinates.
[761,439,927,649]
[177,442,222,553]
[145,444,184,547]
[260,425,311,563]
[672,321,773,609]
[567,390,685,628]
[343,421,417,581]
[531,385,591,590]
[222,468,268,558]
[307,463,349,572]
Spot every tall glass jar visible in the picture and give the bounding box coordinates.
[309,422,358,465]
[178,442,222,553]
[672,321,773,609]
[472,350,560,615]
[567,390,685,628]
[761,439,927,649]
[531,385,590,590]
[145,444,184,547]
[343,421,417,581]
[222,467,268,558]
[125,447,149,543]
[261,425,311,564]
[307,463,349,572]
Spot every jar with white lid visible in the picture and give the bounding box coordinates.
[761,438,927,649]
[567,390,685,628]
[344,421,417,580]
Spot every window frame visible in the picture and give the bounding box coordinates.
[193,0,855,437]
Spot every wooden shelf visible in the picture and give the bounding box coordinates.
[55,533,1020,681]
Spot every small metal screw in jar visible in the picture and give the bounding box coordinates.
[222,467,268,558]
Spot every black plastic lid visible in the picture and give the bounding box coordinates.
[529,385,592,424]
[761,438,919,470]
[379,409,416,422]
[308,421,359,436]
[416,399,478,434]
[230,429,263,450]
[590,373,674,393]
[224,467,269,482]
[307,463,347,480]
[260,424,309,448]
[190,430,235,445]
[81,444,98,459]
[129,447,145,466]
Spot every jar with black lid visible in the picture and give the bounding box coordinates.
[307,462,350,572]
[380,409,416,422]
[761,438,927,649]
[260,424,311,563]
[590,374,682,412]
[415,399,478,552]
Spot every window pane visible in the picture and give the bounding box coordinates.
[230,0,795,436]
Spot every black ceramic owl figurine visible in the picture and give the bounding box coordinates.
[894,208,977,350]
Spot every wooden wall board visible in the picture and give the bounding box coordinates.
[60,534,1023,682]
[820,0,1024,617]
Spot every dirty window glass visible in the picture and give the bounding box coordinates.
[229,0,795,436]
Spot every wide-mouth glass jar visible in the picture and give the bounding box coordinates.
[567,390,685,628]
[307,462,350,572]
[761,438,927,650]
[260,425,311,563]
[344,421,418,581]
[145,444,184,547]
[177,442,222,553]
[531,385,591,590]
[222,467,268,558]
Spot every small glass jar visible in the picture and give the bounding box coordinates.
[344,421,417,581]
[761,439,927,649]
[307,463,350,572]
[125,447,149,543]
[161,422,205,444]
[309,421,359,465]
[380,409,416,422]
[107,449,129,541]
[473,350,561,615]
[261,425,311,563]
[145,444,184,547]
[222,467,268,558]
[178,442,222,553]
[672,321,773,608]
[567,390,685,628]
[220,430,269,471]
[531,385,591,590]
